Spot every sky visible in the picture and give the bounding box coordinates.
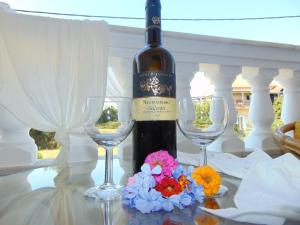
[1,0,300,45]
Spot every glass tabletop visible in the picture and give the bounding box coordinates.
[0,157,297,225]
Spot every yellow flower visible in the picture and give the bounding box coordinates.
[191,166,221,197]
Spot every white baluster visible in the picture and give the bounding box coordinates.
[201,64,245,153]
[242,67,280,151]
[177,62,200,154]
[0,105,38,167]
[275,69,300,124]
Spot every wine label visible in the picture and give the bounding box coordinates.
[133,97,176,121]
[133,71,176,121]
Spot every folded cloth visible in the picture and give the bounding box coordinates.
[177,150,272,178]
[201,153,300,225]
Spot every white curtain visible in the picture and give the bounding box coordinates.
[106,68,127,97]
[0,6,109,165]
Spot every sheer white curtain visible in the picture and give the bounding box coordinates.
[106,68,127,97]
[0,6,109,165]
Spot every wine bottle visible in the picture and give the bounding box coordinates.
[132,0,177,173]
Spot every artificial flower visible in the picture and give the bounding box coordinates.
[135,189,163,213]
[155,177,182,197]
[145,150,178,183]
[178,175,190,191]
[123,150,206,213]
[172,165,185,179]
[191,166,221,197]
[160,196,175,212]
[140,163,162,188]
[127,176,135,185]
[189,181,204,202]
[178,193,192,207]
[158,192,191,211]
[123,163,160,207]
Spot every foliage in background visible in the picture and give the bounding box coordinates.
[272,95,283,130]
[37,151,43,159]
[30,106,120,150]
[29,129,60,150]
[98,106,118,123]
[30,98,284,151]
[233,124,246,138]
[194,101,212,128]
[98,106,119,129]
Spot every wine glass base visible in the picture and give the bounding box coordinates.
[211,184,228,198]
[84,183,122,201]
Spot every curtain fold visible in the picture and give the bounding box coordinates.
[0,8,109,165]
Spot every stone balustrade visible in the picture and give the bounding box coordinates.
[109,25,300,156]
[1,21,300,167]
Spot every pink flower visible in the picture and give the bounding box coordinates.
[127,176,136,185]
[145,150,178,183]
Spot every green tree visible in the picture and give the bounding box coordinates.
[29,129,60,150]
[194,101,212,128]
[272,95,283,130]
[98,106,118,123]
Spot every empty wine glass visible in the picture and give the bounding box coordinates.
[83,96,134,200]
[177,96,228,197]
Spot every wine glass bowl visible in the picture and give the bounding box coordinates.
[83,97,134,200]
[177,96,227,150]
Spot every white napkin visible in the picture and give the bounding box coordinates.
[201,153,300,225]
[178,150,272,178]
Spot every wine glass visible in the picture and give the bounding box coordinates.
[177,96,228,197]
[83,96,134,200]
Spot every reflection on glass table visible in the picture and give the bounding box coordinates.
[0,157,299,225]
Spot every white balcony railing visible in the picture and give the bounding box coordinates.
[1,8,300,169]
[108,25,300,155]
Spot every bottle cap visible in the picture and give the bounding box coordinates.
[146,0,161,9]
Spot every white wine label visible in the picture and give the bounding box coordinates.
[133,71,176,121]
[133,97,176,121]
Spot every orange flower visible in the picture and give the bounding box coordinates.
[191,166,221,197]
[178,175,190,191]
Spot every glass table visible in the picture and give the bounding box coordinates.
[0,157,298,225]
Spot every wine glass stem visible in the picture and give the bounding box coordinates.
[104,201,112,225]
[201,145,208,166]
[104,146,114,185]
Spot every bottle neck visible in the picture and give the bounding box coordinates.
[145,0,161,46]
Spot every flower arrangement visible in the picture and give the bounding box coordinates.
[122,150,221,213]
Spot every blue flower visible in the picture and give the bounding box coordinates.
[159,197,174,212]
[173,165,185,180]
[157,192,192,211]
[189,181,204,203]
[139,163,162,189]
[135,189,163,213]
[173,165,195,183]
[179,193,192,207]
[122,158,204,213]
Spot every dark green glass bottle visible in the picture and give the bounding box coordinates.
[132,0,177,173]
